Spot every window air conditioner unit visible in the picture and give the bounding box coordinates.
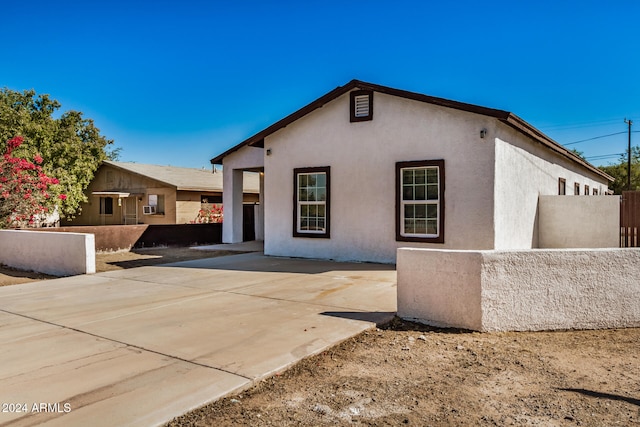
[143,205,156,215]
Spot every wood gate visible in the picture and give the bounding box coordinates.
[621,191,640,247]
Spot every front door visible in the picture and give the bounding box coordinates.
[243,204,255,242]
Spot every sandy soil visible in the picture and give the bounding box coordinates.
[2,250,638,426]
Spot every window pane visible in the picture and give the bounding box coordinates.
[426,168,438,183]
[414,204,426,218]
[301,205,308,217]
[307,189,316,201]
[414,220,427,234]
[427,204,437,219]
[403,185,413,201]
[316,173,326,187]
[415,185,426,200]
[318,205,325,217]
[299,175,307,187]
[404,219,414,234]
[426,184,438,200]
[426,220,438,235]
[317,219,325,231]
[405,204,415,218]
[309,205,317,217]
[415,169,426,184]
[299,189,307,201]
[403,170,413,184]
[308,174,317,186]
[301,218,308,230]
[317,188,326,201]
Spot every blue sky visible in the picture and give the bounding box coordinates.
[2,0,639,168]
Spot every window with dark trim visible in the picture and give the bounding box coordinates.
[593,188,598,195]
[350,90,373,122]
[396,160,445,243]
[293,167,330,238]
[99,197,113,215]
[574,182,580,195]
[584,185,589,195]
[558,178,566,195]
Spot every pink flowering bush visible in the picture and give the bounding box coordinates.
[193,205,223,223]
[0,136,66,228]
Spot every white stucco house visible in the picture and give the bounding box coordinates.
[211,79,612,264]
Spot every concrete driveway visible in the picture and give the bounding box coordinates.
[0,253,396,426]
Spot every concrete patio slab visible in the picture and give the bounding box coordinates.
[0,253,396,426]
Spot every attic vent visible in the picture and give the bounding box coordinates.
[350,90,373,122]
[354,95,370,117]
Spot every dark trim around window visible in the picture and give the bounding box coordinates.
[396,159,445,243]
[293,166,331,238]
[350,90,374,122]
[558,178,566,195]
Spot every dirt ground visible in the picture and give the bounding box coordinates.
[2,249,639,426]
[165,318,640,427]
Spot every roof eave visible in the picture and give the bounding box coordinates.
[501,114,614,182]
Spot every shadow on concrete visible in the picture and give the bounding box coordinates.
[160,253,397,275]
[558,388,640,407]
[321,311,396,326]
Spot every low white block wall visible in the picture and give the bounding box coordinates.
[538,195,620,248]
[0,230,95,276]
[398,247,640,332]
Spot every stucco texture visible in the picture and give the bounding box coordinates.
[0,230,95,276]
[398,248,640,332]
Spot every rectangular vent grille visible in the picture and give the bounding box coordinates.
[354,94,370,117]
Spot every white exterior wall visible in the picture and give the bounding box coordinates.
[222,146,264,243]
[398,247,640,332]
[493,133,609,249]
[538,195,620,248]
[0,230,96,276]
[264,92,497,263]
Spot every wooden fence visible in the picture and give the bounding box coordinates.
[621,191,640,247]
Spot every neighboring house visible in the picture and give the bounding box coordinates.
[211,79,613,263]
[69,161,260,226]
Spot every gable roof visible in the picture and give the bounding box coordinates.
[103,161,260,193]
[210,79,612,182]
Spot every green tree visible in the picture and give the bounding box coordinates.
[0,88,118,220]
[598,146,640,194]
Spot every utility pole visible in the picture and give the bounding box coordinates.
[625,118,633,191]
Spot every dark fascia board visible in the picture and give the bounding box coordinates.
[210,79,613,182]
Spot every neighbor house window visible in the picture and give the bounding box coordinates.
[558,178,566,195]
[99,197,113,215]
[584,185,589,195]
[293,167,330,238]
[574,183,580,195]
[396,160,445,243]
[148,194,165,214]
[350,90,373,122]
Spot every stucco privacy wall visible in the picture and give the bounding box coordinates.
[397,248,640,332]
[0,230,96,276]
[538,195,620,248]
[263,91,498,263]
[493,137,609,249]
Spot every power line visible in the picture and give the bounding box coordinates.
[563,131,632,146]
[540,118,622,131]
[585,153,624,160]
